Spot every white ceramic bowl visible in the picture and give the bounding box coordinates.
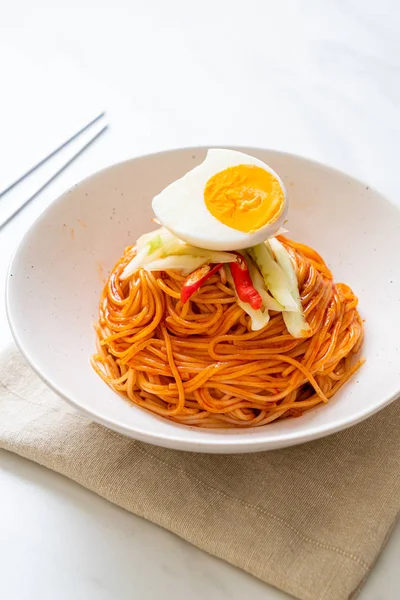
[6,148,400,453]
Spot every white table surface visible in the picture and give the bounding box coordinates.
[1,1,399,598]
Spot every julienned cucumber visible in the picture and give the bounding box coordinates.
[121,227,237,280]
[268,237,311,338]
[247,243,299,312]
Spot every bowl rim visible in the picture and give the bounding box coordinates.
[6,146,400,452]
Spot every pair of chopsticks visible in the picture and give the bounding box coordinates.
[0,112,108,229]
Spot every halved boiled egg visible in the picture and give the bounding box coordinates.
[152,149,287,251]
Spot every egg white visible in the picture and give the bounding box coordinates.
[152,149,288,251]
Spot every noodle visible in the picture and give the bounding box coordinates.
[91,236,364,428]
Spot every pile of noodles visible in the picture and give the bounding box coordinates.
[91,236,364,428]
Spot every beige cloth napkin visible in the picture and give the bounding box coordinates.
[0,346,399,600]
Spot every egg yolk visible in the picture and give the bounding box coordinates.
[204,164,284,233]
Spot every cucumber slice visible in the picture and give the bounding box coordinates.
[269,237,311,338]
[247,243,299,312]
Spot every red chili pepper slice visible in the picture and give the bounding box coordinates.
[229,252,262,310]
[180,263,223,304]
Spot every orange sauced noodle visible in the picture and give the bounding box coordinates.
[91,236,364,428]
